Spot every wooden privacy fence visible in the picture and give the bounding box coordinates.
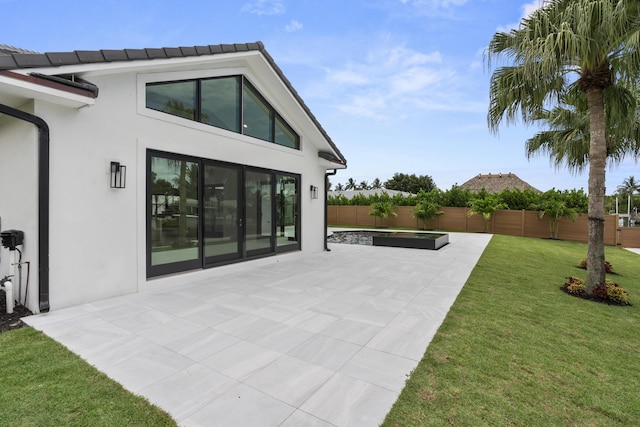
[328,205,622,246]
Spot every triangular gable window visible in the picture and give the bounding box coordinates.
[146,76,299,150]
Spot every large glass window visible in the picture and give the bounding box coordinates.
[149,154,200,275]
[245,170,273,254]
[203,162,242,263]
[146,81,197,120]
[145,76,300,149]
[201,77,241,132]
[276,174,299,249]
[147,150,301,277]
[242,82,273,142]
[275,115,298,149]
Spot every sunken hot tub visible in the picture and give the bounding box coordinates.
[328,230,449,250]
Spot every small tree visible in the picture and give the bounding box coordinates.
[413,201,443,230]
[368,200,397,227]
[467,193,507,232]
[538,200,578,240]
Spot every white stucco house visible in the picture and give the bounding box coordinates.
[0,42,346,313]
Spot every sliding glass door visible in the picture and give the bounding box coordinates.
[203,162,242,265]
[245,169,274,256]
[148,150,300,277]
[276,174,299,251]
[148,154,201,277]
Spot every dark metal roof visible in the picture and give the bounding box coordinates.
[0,41,346,165]
[0,44,40,56]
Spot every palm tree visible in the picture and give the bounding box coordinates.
[371,178,383,189]
[487,0,640,295]
[467,193,507,233]
[617,175,640,198]
[526,86,640,173]
[359,180,370,190]
[344,178,357,191]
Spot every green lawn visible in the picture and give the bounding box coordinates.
[0,327,176,426]
[383,235,640,426]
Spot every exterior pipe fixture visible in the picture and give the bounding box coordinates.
[324,169,338,251]
[1,277,13,314]
[0,103,50,312]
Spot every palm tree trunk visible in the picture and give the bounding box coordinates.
[585,87,607,293]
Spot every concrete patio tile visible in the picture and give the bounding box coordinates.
[180,304,243,328]
[300,373,398,427]
[201,340,283,381]
[181,382,295,427]
[244,354,334,407]
[249,323,315,353]
[83,335,160,371]
[366,328,431,361]
[280,410,338,427]
[109,308,174,331]
[140,363,238,422]
[340,347,416,392]
[319,318,382,346]
[49,318,132,356]
[136,317,207,346]
[22,231,493,426]
[288,334,361,371]
[106,344,194,392]
[165,328,241,361]
[212,313,279,340]
[385,311,441,338]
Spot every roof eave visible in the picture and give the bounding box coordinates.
[0,71,96,109]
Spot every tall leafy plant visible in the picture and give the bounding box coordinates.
[486,0,640,295]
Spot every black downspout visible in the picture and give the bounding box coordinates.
[0,104,50,312]
[324,169,337,251]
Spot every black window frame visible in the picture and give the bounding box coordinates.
[145,76,300,150]
[147,149,301,278]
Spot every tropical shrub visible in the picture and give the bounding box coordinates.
[413,201,443,230]
[579,258,613,274]
[368,200,397,227]
[467,192,508,232]
[563,276,630,305]
[534,190,579,239]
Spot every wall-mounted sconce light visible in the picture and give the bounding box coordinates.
[110,161,126,189]
[310,185,318,199]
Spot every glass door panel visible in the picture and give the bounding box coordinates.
[149,154,200,276]
[276,174,299,250]
[203,162,242,264]
[245,170,274,255]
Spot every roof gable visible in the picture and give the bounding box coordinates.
[0,41,346,166]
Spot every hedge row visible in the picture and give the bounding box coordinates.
[328,187,589,212]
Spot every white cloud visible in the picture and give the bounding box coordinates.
[315,42,467,120]
[241,0,285,16]
[327,69,370,85]
[285,20,303,32]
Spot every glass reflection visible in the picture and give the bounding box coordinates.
[150,156,199,266]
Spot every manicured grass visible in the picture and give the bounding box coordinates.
[383,235,640,426]
[0,328,176,426]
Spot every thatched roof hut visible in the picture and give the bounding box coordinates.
[460,173,540,193]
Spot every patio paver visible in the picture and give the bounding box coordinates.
[24,231,492,427]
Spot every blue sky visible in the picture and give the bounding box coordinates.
[2,0,639,193]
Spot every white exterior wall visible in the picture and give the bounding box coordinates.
[24,56,334,310]
[0,111,40,311]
